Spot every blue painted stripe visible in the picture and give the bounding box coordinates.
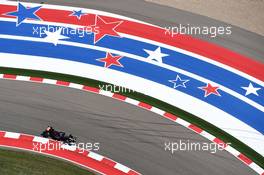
[0,21,263,106]
[0,38,263,134]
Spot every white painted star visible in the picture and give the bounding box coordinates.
[44,27,69,46]
[144,47,168,63]
[169,75,189,88]
[241,83,261,96]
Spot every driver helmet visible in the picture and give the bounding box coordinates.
[46,126,53,131]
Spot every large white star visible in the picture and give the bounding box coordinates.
[43,27,69,46]
[144,47,168,63]
[241,83,261,96]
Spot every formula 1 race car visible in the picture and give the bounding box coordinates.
[41,126,77,145]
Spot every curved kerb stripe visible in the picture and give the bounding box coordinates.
[0,74,263,175]
[0,2,263,82]
[0,33,262,112]
[0,130,140,175]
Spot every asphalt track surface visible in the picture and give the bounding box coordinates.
[0,80,256,175]
[2,0,262,175]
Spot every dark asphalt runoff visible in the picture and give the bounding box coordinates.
[0,80,256,175]
[3,0,262,174]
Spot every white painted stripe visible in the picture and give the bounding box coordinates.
[0,1,157,27]
[0,53,263,156]
[32,136,49,144]
[0,34,262,112]
[125,98,140,106]
[0,17,86,30]
[249,162,264,174]
[225,145,241,157]
[61,144,77,151]
[151,107,165,115]
[121,33,264,87]
[175,118,190,128]
[88,151,104,161]
[0,74,3,78]
[16,75,30,81]
[69,83,83,89]
[200,131,215,141]
[1,131,139,174]
[4,132,20,139]
[43,78,57,85]
[99,90,114,97]
[114,163,131,173]
[0,15,262,89]
[3,0,262,96]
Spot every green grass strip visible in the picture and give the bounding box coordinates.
[0,67,263,169]
[0,148,95,175]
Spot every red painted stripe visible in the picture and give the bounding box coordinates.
[46,149,128,175]
[188,124,203,134]
[122,21,264,81]
[112,93,127,101]
[1,4,263,81]
[238,153,253,165]
[56,80,70,86]
[0,131,5,137]
[19,135,34,142]
[102,158,116,167]
[0,132,136,175]
[163,112,178,121]
[37,8,96,26]
[213,138,227,148]
[128,170,140,175]
[3,74,17,79]
[82,86,100,93]
[0,5,16,18]
[30,77,44,82]
[77,149,89,156]
[138,102,152,109]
